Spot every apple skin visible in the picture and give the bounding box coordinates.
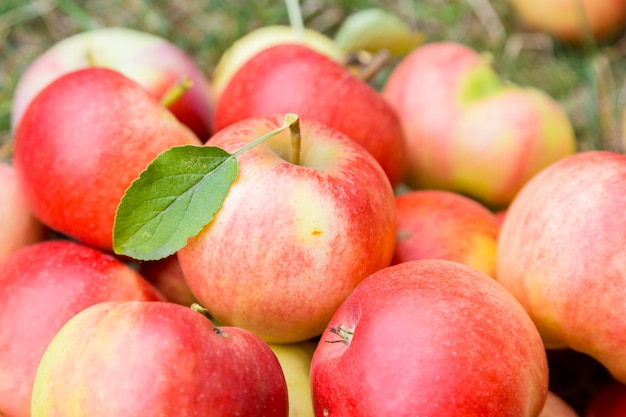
[213,43,406,186]
[497,150,626,382]
[310,259,549,416]
[138,255,198,307]
[448,86,576,208]
[12,67,201,252]
[0,162,45,263]
[393,189,500,277]
[268,340,318,417]
[538,391,579,417]
[585,381,626,417]
[30,300,289,417]
[0,240,164,417]
[508,0,626,45]
[11,27,213,140]
[177,114,397,343]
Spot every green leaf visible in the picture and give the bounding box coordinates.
[113,145,238,261]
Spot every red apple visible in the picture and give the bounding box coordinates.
[310,259,549,416]
[11,27,213,140]
[586,380,626,417]
[177,114,397,343]
[393,189,500,277]
[12,67,201,251]
[138,255,198,307]
[213,43,406,186]
[30,301,288,417]
[0,162,45,262]
[539,391,579,417]
[0,240,164,417]
[497,150,626,382]
[508,0,626,45]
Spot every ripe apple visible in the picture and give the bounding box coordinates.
[586,380,626,417]
[508,0,626,45]
[393,189,500,277]
[177,114,397,343]
[268,340,318,417]
[0,240,164,417]
[11,27,213,140]
[310,259,549,416]
[0,162,45,263]
[12,67,201,252]
[31,301,288,417]
[497,150,626,382]
[138,255,198,307]
[382,41,575,208]
[212,25,346,102]
[539,391,579,417]
[213,43,406,186]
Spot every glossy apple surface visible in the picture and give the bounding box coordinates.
[13,67,201,251]
[11,27,213,140]
[213,43,406,186]
[497,150,626,382]
[393,189,499,277]
[177,115,397,343]
[0,162,45,262]
[0,240,164,417]
[310,259,549,416]
[31,301,288,417]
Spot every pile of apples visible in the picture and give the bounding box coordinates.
[2,2,626,416]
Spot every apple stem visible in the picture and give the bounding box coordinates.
[85,48,98,66]
[289,115,301,165]
[232,113,300,159]
[160,75,193,108]
[358,49,392,82]
[326,324,354,346]
[285,0,305,41]
[190,303,229,338]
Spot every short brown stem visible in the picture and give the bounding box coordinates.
[289,116,301,165]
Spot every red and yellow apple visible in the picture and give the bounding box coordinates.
[310,259,549,416]
[31,301,288,417]
[497,150,626,382]
[393,189,500,277]
[177,114,397,343]
[0,240,164,417]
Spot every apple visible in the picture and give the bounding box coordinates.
[212,25,346,102]
[138,255,198,307]
[382,41,576,208]
[586,380,626,417]
[31,301,288,417]
[0,162,45,263]
[268,340,318,417]
[508,0,626,45]
[213,43,406,186]
[310,259,549,416]
[0,239,164,417]
[11,27,214,140]
[497,150,626,383]
[393,189,500,278]
[539,391,579,417]
[12,67,201,252]
[177,114,397,344]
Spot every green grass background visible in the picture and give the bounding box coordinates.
[1,0,626,155]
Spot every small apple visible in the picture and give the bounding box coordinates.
[393,189,500,278]
[539,391,579,417]
[269,340,318,417]
[11,27,214,140]
[508,0,626,45]
[31,301,289,417]
[310,259,549,416]
[212,25,346,102]
[497,150,626,382]
[12,67,201,251]
[213,43,407,186]
[138,255,198,307]
[0,162,45,263]
[586,380,626,417]
[0,240,164,417]
[177,114,397,343]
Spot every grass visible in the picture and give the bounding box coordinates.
[1,0,626,154]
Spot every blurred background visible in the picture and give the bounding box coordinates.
[1,0,626,155]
